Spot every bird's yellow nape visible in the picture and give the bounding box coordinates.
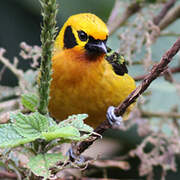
[54,13,109,53]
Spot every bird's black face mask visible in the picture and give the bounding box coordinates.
[85,36,107,60]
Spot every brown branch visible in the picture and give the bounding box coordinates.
[89,159,130,170]
[114,37,180,116]
[159,4,180,31]
[108,1,141,35]
[134,66,180,81]
[153,0,176,25]
[160,32,180,37]
[150,2,180,42]
[0,170,17,179]
[107,0,121,26]
[73,37,180,157]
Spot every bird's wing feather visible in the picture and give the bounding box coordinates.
[105,47,128,76]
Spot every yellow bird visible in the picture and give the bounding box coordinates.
[49,13,136,128]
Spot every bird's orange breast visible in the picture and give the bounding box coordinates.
[49,49,136,128]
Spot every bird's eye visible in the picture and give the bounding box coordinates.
[78,31,88,41]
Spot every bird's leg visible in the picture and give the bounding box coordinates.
[67,142,85,165]
[67,107,122,163]
[106,106,123,126]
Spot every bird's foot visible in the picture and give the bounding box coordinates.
[67,147,85,165]
[106,106,123,126]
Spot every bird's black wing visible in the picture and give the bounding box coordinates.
[105,47,128,76]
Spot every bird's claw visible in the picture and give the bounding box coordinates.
[106,106,123,126]
[67,147,85,165]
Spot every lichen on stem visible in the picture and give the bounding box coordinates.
[38,0,58,115]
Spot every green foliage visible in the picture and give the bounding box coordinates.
[0,124,37,148]
[12,112,49,138]
[59,114,93,132]
[21,93,39,112]
[42,126,80,141]
[0,108,93,177]
[0,111,93,148]
[1,90,93,149]
[27,153,66,179]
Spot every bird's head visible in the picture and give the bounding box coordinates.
[54,13,109,60]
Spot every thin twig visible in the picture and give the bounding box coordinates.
[142,110,180,119]
[159,4,180,31]
[153,0,176,25]
[160,32,180,37]
[114,37,180,116]
[107,0,121,26]
[0,49,27,92]
[0,65,6,81]
[108,1,141,35]
[73,37,180,156]
[171,106,180,129]
[151,2,180,42]
[89,159,130,170]
[0,49,23,80]
[134,66,180,81]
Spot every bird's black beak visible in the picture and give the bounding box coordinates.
[85,37,107,55]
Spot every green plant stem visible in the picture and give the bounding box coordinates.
[38,0,57,115]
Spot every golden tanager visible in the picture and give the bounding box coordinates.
[48,13,136,128]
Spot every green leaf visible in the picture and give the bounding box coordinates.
[27,153,66,179]
[42,126,80,141]
[47,116,57,126]
[12,112,49,138]
[0,112,92,148]
[21,93,38,112]
[59,114,93,133]
[0,124,38,148]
